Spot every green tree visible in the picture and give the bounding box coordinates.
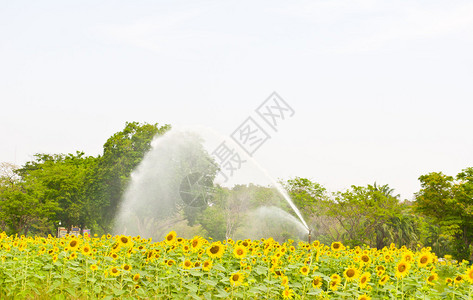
[415,168,473,260]
[325,184,402,247]
[87,122,170,233]
[14,152,97,234]
[282,177,327,219]
[0,162,59,235]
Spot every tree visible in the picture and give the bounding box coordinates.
[0,162,59,235]
[86,122,170,233]
[415,168,473,260]
[324,184,402,247]
[13,152,96,234]
[282,177,327,219]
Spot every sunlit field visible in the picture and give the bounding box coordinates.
[1,231,472,299]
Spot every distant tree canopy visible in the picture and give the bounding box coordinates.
[0,122,471,261]
[0,122,170,236]
[415,168,473,261]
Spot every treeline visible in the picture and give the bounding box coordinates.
[0,121,472,261]
[0,122,170,236]
[283,175,473,261]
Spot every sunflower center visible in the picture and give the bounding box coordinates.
[347,269,355,277]
[70,240,77,247]
[210,246,220,254]
[398,264,406,272]
[420,257,428,264]
[232,274,239,281]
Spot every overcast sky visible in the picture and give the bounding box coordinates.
[1,0,472,200]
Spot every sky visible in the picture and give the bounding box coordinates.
[1,0,472,200]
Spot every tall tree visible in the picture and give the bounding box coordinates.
[415,168,473,260]
[87,122,170,233]
[325,184,402,247]
[282,177,327,219]
[13,152,96,234]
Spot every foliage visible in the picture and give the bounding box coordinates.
[415,168,473,261]
[87,122,170,233]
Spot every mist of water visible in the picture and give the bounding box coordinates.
[114,127,310,240]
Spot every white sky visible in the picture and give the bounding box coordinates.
[1,0,472,200]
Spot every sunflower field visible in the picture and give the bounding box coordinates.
[1,231,473,299]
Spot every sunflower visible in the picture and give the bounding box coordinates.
[360,254,371,264]
[465,266,473,284]
[395,261,410,278]
[122,264,132,272]
[426,272,438,285]
[282,288,294,299]
[376,265,385,274]
[206,242,225,259]
[202,260,213,271]
[281,275,289,286]
[358,294,371,300]
[191,236,203,252]
[331,242,343,252]
[68,238,80,251]
[90,264,98,271]
[69,252,77,260]
[166,259,175,267]
[133,273,140,281]
[164,231,177,245]
[378,275,389,285]
[111,242,121,253]
[81,244,92,256]
[298,265,309,276]
[344,267,359,282]
[229,272,244,287]
[454,275,464,284]
[359,272,370,289]
[233,245,247,259]
[312,276,323,289]
[329,280,340,291]
[402,252,414,263]
[110,266,120,276]
[331,274,341,282]
[182,259,193,270]
[273,269,284,277]
[418,252,432,268]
